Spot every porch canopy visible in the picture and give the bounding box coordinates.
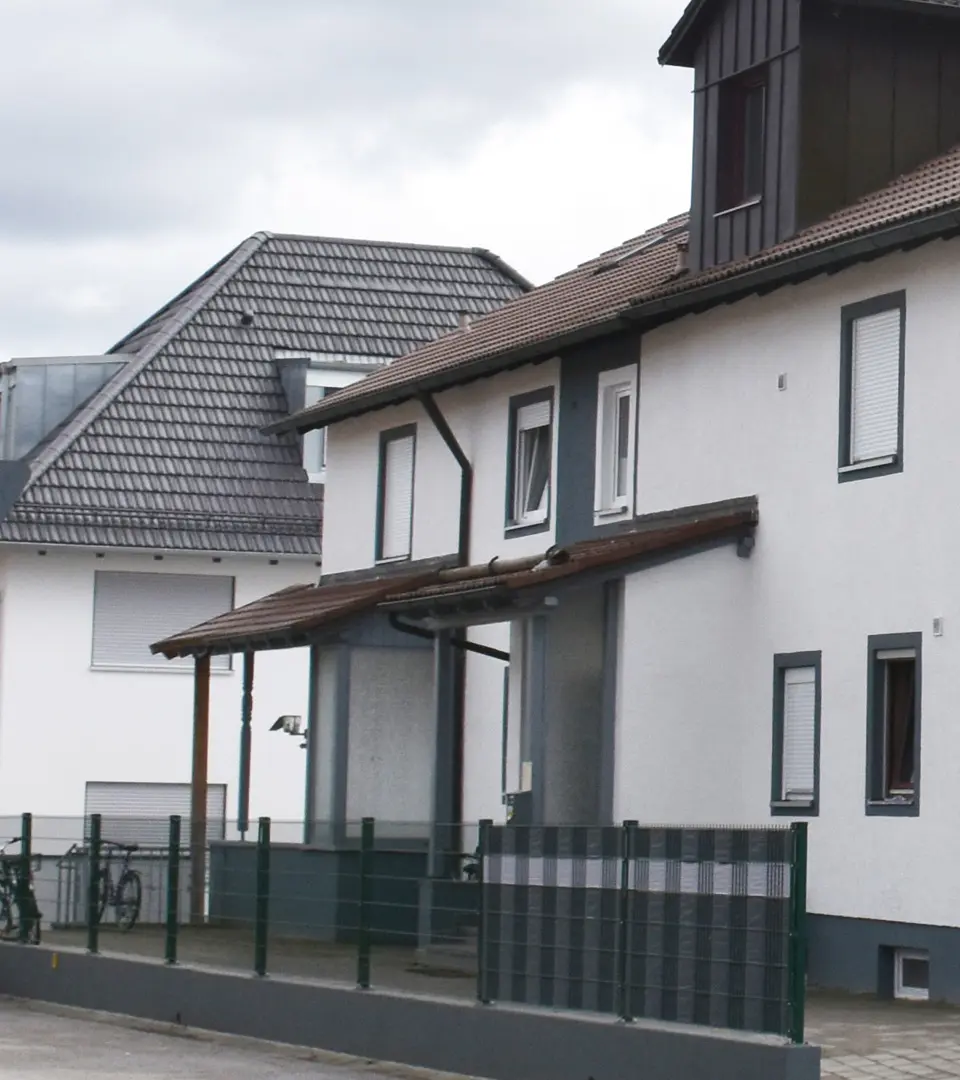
[150,494,757,909]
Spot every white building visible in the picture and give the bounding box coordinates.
[166,0,960,1004]
[0,233,528,830]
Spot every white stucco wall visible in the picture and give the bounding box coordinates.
[620,236,960,928]
[322,362,561,576]
[0,547,315,824]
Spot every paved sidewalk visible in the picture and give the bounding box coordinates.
[808,993,960,1078]
[0,998,470,1079]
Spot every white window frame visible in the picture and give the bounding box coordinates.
[594,364,638,522]
[302,368,367,484]
[894,948,929,1001]
[508,392,553,530]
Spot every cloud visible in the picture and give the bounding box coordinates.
[0,0,694,359]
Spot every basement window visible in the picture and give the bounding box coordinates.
[866,634,922,816]
[717,70,766,212]
[894,949,930,1001]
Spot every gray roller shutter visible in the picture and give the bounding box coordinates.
[84,781,227,847]
[380,434,414,559]
[92,571,234,670]
[781,667,816,802]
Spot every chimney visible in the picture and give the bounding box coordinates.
[457,311,472,331]
[675,240,689,276]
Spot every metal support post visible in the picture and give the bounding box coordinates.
[788,822,809,1044]
[165,815,181,965]
[357,817,374,989]
[476,818,492,1004]
[87,813,101,955]
[253,816,271,977]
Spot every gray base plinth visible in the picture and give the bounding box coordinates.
[0,947,820,1080]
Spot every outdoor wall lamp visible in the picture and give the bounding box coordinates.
[270,714,308,748]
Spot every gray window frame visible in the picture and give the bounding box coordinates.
[865,632,922,817]
[837,290,906,484]
[504,386,554,539]
[770,651,821,817]
[375,423,417,563]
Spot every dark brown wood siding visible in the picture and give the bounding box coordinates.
[797,4,960,230]
[688,0,801,272]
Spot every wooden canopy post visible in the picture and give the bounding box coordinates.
[190,653,211,924]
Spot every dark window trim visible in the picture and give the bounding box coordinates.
[770,651,821,818]
[838,291,906,484]
[504,386,554,539]
[865,632,922,818]
[375,423,417,563]
[716,68,767,214]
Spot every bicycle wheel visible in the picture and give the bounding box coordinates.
[0,889,13,940]
[114,870,141,931]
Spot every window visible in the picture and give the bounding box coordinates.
[302,384,329,480]
[376,425,416,561]
[866,633,921,816]
[92,571,234,671]
[595,365,638,519]
[771,652,821,816]
[506,389,553,533]
[839,292,906,481]
[894,949,930,1001]
[717,70,765,212]
[85,781,227,847]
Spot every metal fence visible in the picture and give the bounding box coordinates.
[2,813,808,1042]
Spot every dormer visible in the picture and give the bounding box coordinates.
[661,0,960,273]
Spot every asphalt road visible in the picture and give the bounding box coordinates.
[0,999,468,1080]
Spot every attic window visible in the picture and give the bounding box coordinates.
[717,70,766,213]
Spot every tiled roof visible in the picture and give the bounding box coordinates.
[0,234,528,554]
[153,497,757,656]
[280,140,960,434]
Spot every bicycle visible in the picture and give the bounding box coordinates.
[96,840,142,932]
[0,837,41,944]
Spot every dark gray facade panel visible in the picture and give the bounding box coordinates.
[809,913,960,1003]
[555,332,642,548]
[0,948,820,1080]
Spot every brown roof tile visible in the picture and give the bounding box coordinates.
[274,140,960,435]
[151,571,437,657]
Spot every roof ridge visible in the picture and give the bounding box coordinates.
[260,230,524,259]
[22,234,269,494]
[469,248,535,292]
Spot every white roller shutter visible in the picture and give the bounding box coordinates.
[380,433,414,560]
[517,399,551,431]
[92,571,234,670]
[85,781,227,847]
[850,308,901,463]
[781,667,816,802]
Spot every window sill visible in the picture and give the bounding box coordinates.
[838,455,901,483]
[91,664,234,676]
[306,471,326,485]
[866,797,918,817]
[770,800,817,817]
[504,519,550,539]
[594,505,630,520]
[375,554,411,566]
[714,196,762,219]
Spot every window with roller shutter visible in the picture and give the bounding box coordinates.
[771,652,821,817]
[838,291,905,482]
[92,571,235,671]
[375,425,416,562]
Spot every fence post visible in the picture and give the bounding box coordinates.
[476,818,492,1005]
[18,813,32,944]
[788,821,809,1044]
[253,816,270,977]
[87,813,101,955]
[357,817,374,989]
[617,820,637,1022]
[165,815,181,965]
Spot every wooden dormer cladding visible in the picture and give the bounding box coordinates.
[798,3,960,231]
[686,0,802,272]
[664,0,960,274]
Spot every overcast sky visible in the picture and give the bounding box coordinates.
[0,0,694,361]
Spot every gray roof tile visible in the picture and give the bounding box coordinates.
[0,233,528,554]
